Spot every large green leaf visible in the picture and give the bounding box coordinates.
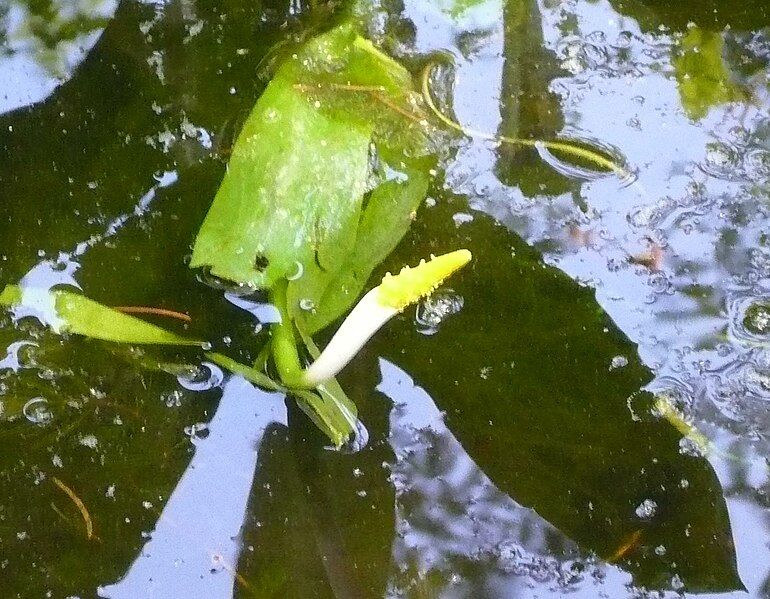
[0,285,203,346]
[189,76,372,289]
[190,23,430,304]
[290,166,431,334]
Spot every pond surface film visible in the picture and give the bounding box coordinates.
[0,0,769,597]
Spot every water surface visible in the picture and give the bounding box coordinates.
[1,0,769,597]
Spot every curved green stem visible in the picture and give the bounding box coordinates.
[420,62,629,178]
[269,281,312,389]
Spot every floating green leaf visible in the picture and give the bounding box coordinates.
[0,285,203,346]
[190,23,435,444]
[190,23,430,302]
[189,78,372,289]
[674,28,745,120]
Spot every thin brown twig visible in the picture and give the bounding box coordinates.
[211,552,257,596]
[607,529,642,562]
[292,81,428,124]
[113,306,192,323]
[371,93,427,124]
[52,476,94,540]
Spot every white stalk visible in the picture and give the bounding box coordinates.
[299,249,472,388]
[302,288,397,386]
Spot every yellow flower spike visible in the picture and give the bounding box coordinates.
[300,249,472,387]
[377,249,472,311]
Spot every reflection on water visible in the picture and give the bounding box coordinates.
[0,0,769,596]
[402,0,770,595]
[100,376,286,598]
[0,0,116,112]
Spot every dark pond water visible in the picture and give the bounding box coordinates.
[1,0,769,597]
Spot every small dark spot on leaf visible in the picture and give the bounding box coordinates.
[254,254,269,271]
[314,251,327,271]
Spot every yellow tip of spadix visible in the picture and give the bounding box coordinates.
[376,249,472,311]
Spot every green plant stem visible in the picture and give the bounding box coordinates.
[420,62,628,177]
[269,281,311,388]
[206,352,284,392]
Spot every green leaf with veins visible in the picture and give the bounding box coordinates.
[0,285,203,346]
[191,23,434,332]
[190,23,431,303]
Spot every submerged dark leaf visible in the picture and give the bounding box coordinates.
[345,198,742,592]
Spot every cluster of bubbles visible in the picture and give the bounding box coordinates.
[414,290,464,335]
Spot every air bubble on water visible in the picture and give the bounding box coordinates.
[727,295,770,344]
[745,148,770,180]
[634,498,658,520]
[162,390,184,408]
[699,141,743,181]
[452,212,474,227]
[743,301,770,336]
[648,272,673,295]
[0,341,38,372]
[585,30,606,44]
[299,298,316,312]
[726,125,751,147]
[22,397,52,425]
[286,261,304,281]
[79,434,99,449]
[184,422,210,442]
[610,355,628,370]
[627,196,675,228]
[177,362,223,391]
[415,290,464,335]
[616,30,634,48]
[534,136,634,186]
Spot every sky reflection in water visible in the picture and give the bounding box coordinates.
[1,0,769,596]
